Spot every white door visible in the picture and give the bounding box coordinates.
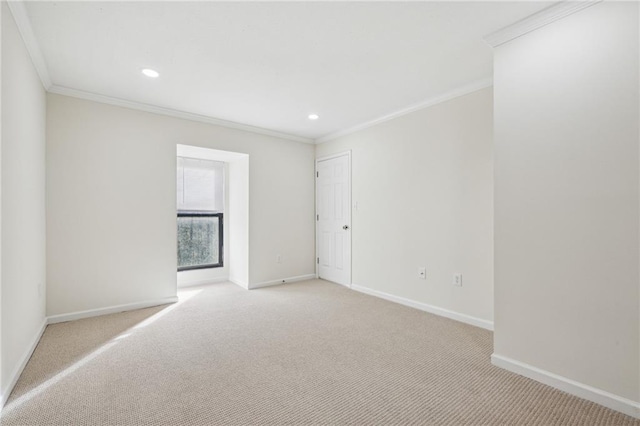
[316,153,351,286]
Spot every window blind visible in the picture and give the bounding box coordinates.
[177,157,224,212]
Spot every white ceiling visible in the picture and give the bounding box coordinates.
[24,1,551,142]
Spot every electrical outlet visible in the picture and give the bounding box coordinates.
[418,267,426,279]
[453,273,463,287]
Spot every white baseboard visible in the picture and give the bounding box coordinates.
[229,277,249,289]
[250,274,317,290]
[491,353,640,419]
[0,318,48,408]
[47,296,178,324]
[350,283,493,331]
[178,277,229,289]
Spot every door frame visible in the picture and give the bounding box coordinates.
[315,150,352,287]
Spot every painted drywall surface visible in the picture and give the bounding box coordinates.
[228,157,250,288]
[0,1,4,399]
[493,2,639,401]
[0,1,4,398]
[46,94,314,316]
[1,3,47,395]
[316,88,494,323]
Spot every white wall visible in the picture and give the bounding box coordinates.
[1,2,47,401]
[493,1,639,404]
[0,0,4,402]
[46,93,315,316]
[316,87,494,325]
[228,157,250,288]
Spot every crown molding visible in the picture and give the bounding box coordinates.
[7,1,52,89]
[48,86,315,144]
[315,77,493,144]
[483,0,602,48]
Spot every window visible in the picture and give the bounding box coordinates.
[177,157,224,270]
[177,212,223,271]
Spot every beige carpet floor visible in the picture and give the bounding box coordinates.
[1,279,638,425]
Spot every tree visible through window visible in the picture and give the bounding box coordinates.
[177,157,224,270]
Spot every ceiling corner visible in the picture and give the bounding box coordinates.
[48,85,315,145]
[483,0,602,48]
[7,1,53,89]
[315,77,493,144]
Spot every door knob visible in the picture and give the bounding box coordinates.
[343,225,349,230]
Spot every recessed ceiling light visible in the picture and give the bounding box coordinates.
[141,68,160,78]
[308,114,319,120]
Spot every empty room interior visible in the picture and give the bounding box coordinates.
[1,0,639,424]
